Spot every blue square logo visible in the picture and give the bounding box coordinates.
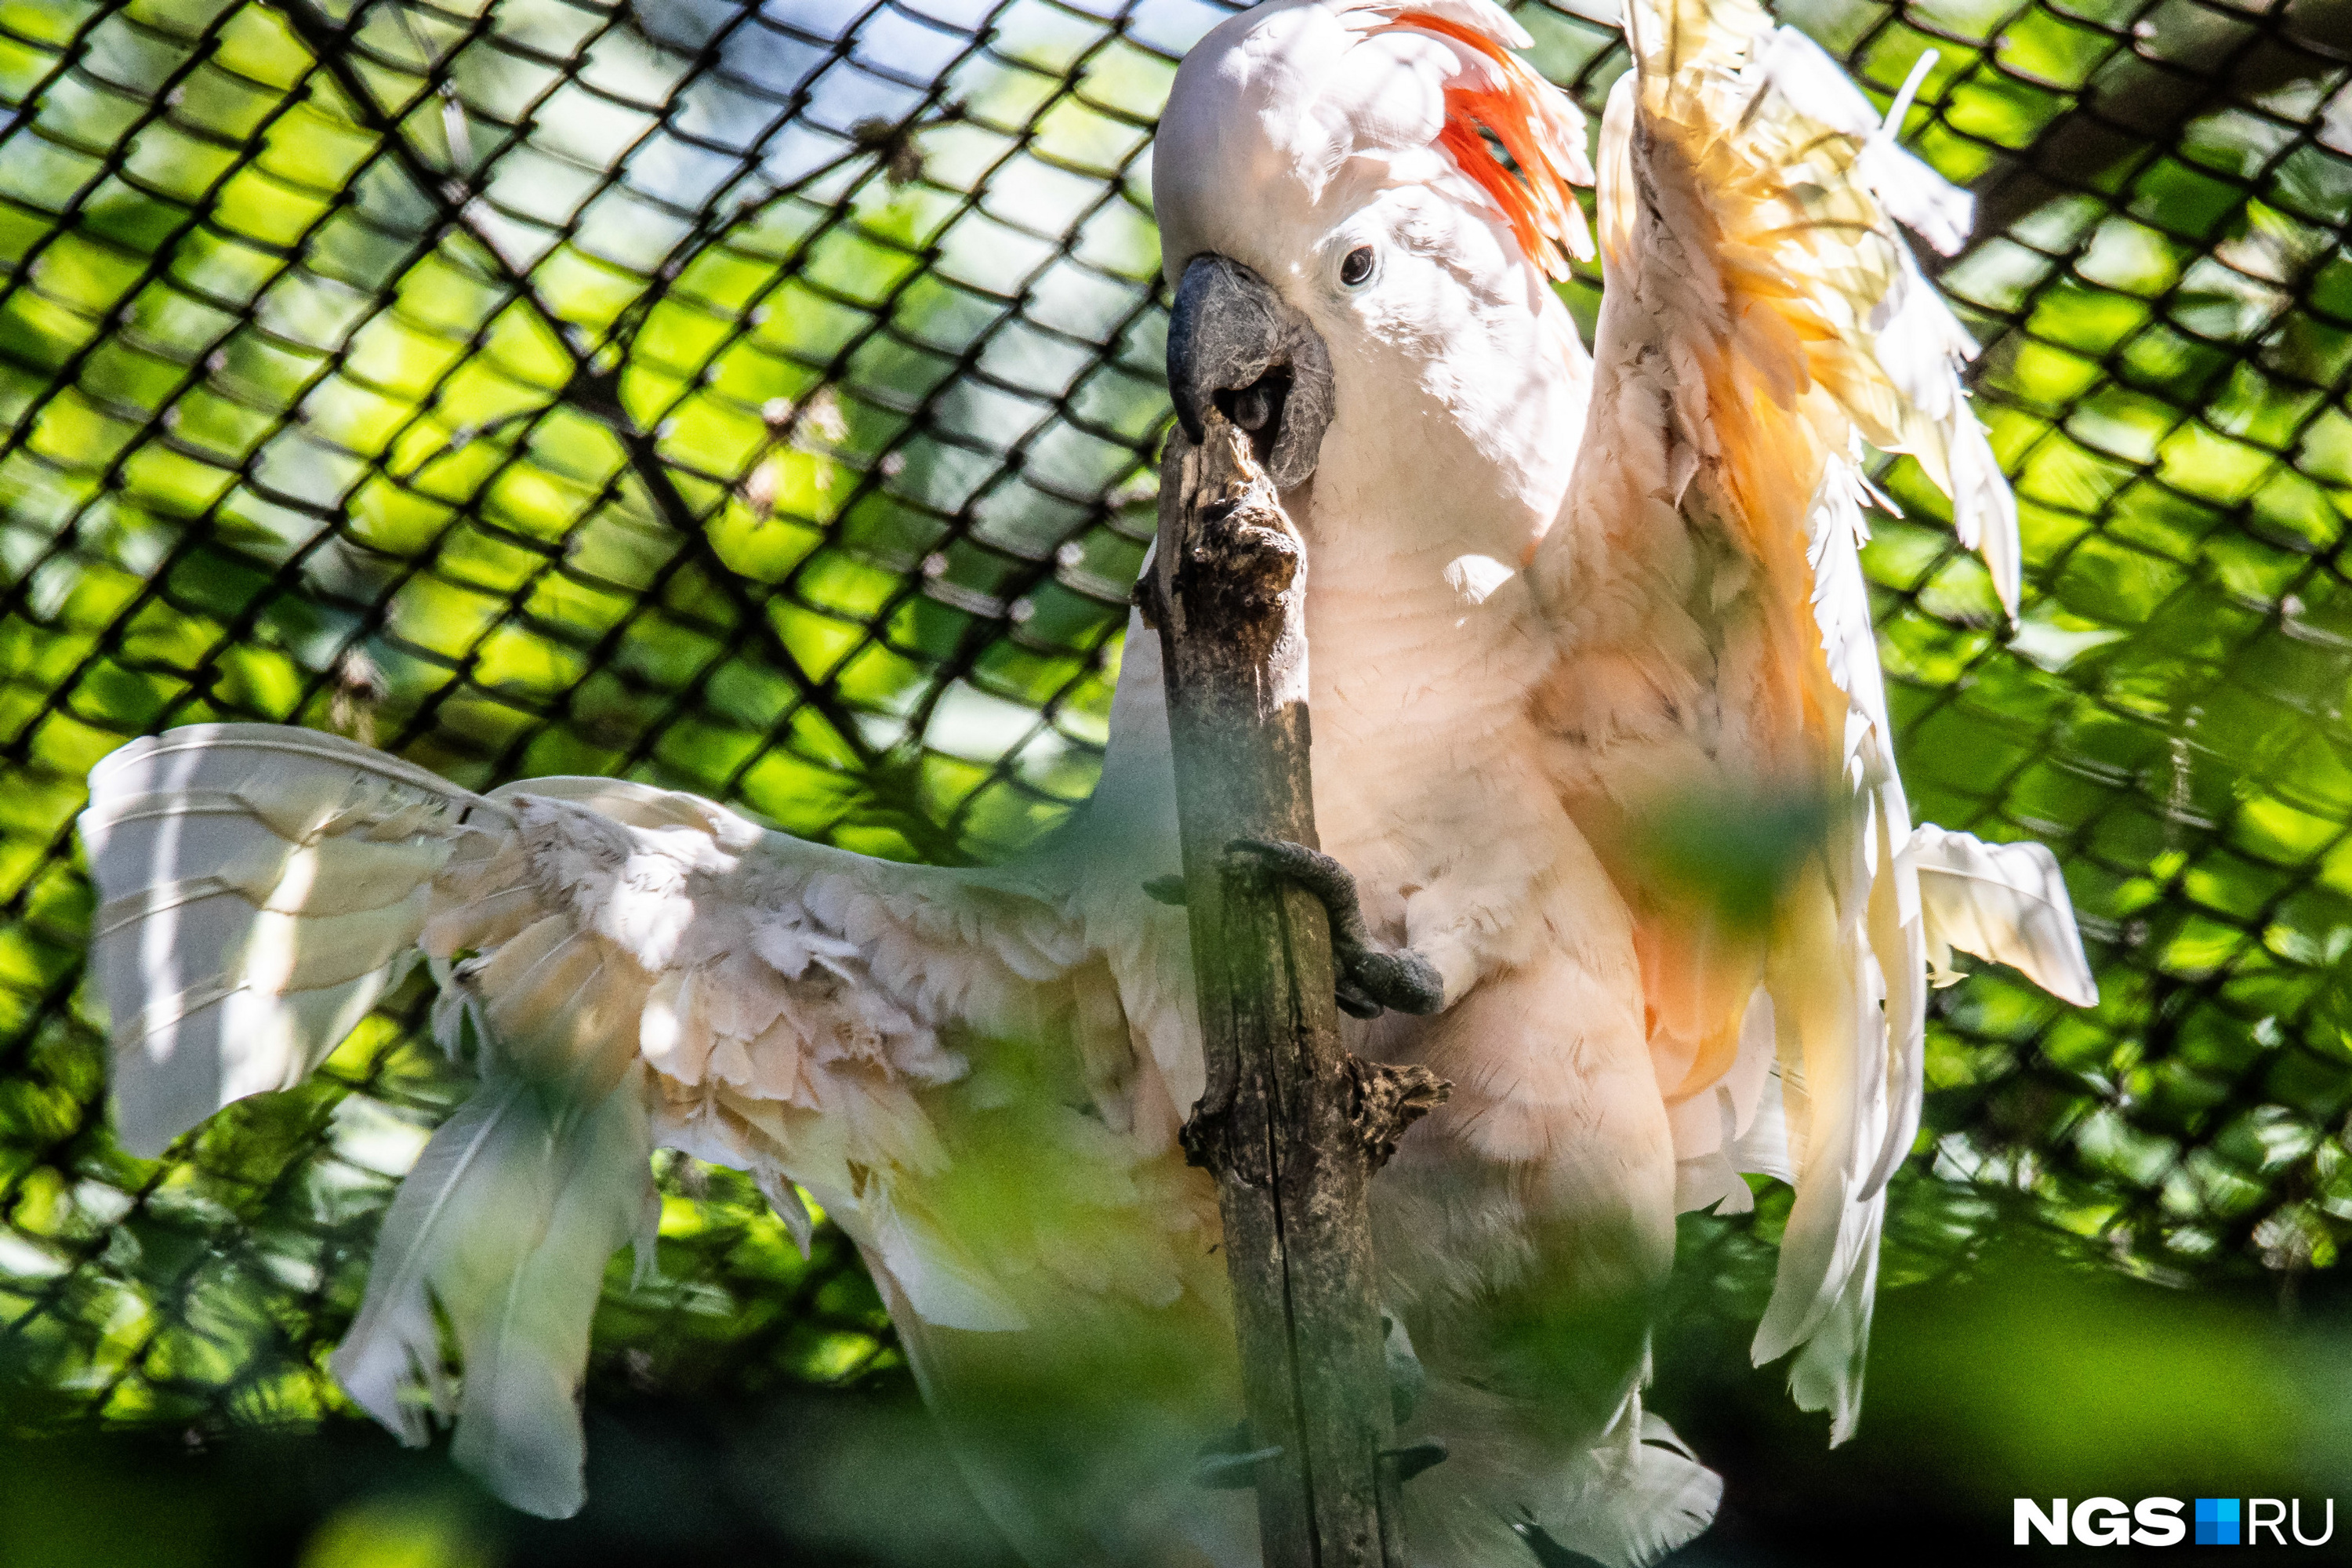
[2196,1497,2241,1546]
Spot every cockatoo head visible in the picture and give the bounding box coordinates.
[1155,0,1595,543]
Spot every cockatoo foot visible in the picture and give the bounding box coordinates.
[1227,840,1444,1018]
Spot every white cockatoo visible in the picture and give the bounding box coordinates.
[74,0,2100,1563]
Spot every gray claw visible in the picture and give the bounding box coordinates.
[1352,946,1444,1016]
[1381,1438,1450,1483]
[1194,1422,1283,1490]
[1227,839,1443,1018]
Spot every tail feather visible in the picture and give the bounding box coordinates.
[1400,1372,1722,1568]
[1526,1405,1724,1568]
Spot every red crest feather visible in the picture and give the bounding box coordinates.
[1393,12,1595,279]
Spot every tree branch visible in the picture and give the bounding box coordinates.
[1153,411,1444,1567]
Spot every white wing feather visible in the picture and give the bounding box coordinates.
[332,1067,656,1519]
[1907,825,2100,1006]
[1575,0,2070,1446]
[75,722,1197,1515]
[78,725,495,1156]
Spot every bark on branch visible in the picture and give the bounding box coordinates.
[1152,411,1444,1567]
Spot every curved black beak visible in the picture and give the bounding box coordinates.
[1166,254,1334,491]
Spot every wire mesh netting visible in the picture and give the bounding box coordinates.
[5,0,2352,1465]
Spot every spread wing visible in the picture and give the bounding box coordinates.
[78,721,1210,1515]
[1526,0,2092,1439]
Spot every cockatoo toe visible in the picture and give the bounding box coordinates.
[1229,838,1446,1018]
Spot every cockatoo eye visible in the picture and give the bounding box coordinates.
[1339,246,1376,287]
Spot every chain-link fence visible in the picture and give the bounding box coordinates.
[6,0,2352,1528]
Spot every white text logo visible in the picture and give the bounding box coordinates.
[2014,1497,2335,1547]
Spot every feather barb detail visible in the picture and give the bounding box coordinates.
[1394,11,1595,276]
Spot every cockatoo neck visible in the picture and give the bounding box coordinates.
[1296,285,1588,704]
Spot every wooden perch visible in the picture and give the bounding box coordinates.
[1149,410,1448,1567]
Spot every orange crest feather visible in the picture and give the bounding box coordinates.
[1394,13,1595,279]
